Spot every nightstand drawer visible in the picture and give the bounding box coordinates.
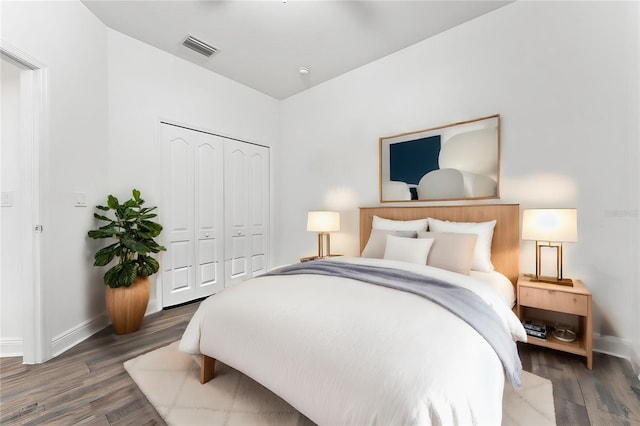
[519,286,589,315]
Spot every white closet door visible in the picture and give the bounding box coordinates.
[161,125,195,307]
[247,146,269,276]
[224,141,249,284]
[194,138,224,298]
[224,140,269,285]
[161,124,224,307]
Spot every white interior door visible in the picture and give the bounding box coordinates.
[161,125,195,307]
[225,140,269,285]
[224,142,248,284]
[0,48,45,363]
[194,137,224,298]
[161,124,224,307]
[248,146,269,276]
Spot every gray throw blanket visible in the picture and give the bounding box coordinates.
[263,259,522,389]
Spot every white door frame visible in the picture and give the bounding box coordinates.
[1,41,47,364]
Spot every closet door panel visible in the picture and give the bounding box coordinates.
[225,140,269,284]
[161,128,196,307]
[194,136,224,297]
[248,148,269,276]
[225,143,249,284]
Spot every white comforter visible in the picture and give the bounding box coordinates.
[180,257,527,425]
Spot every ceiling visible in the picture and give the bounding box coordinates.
[82,0,511,100]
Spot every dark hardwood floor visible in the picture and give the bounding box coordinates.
[0,302,198,425]
[518,343,640,426]
[2,301,639,425]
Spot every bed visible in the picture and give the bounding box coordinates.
[180,204,527,425]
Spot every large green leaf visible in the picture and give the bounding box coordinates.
[139,220,163,237]
[107,195,119,210]
[93,243,119,266]
[132,188,141,202]
[136,231,154,240]
[93,213,112,222]
[115,206,127,220]
[104,261,137,288]
[88,227,122,239]
[122,208,138,221]
[137,255,159,277]
[140,206,157,214]
[123,199,138,209]
[122,236,150,254]
[145,240,166,253]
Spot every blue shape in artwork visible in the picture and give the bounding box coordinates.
[389,135,441,185]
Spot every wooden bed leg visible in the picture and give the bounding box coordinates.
[200,354,216,384]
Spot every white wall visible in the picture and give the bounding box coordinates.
[1,0,279,361]
[0,59,24,356]
[276,1,639,363]
[1,0,110,359]
[106,30,279,313]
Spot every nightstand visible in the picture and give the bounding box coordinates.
[299,255,342,262]
[516,275,593,369]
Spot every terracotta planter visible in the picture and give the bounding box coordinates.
[105,275,151,335]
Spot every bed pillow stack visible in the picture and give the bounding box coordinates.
[361,229,418,258]
[362,216,497,274]
[362,216,430,264]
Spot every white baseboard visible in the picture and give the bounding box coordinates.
[51,313,109,358]
[0,337,23,357]
[48,304,163,361]
[146,297,162,315]
[593,333,634,364]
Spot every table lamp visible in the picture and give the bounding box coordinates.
[307,211,340,258]
[522,208,577,285]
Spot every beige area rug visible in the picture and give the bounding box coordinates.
[124,342,555,426]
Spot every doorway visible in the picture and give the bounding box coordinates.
[0,44,45,364]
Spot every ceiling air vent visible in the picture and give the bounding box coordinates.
[182,35,218,57]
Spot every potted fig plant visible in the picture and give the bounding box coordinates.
[88,189,166,334]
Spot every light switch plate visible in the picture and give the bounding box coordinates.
[73,192,87,207]
[1,192,13,207]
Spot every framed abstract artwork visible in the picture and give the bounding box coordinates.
[379,114,500,202]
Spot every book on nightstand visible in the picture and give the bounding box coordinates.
[522,320,547,339]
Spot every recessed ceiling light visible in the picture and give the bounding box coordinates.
[298,67,310,75]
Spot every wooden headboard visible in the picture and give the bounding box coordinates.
[359,204,520,285]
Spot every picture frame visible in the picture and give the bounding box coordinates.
[379,114,500,202]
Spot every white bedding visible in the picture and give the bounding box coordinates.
[180,257,527,425]
[469,269,517,309]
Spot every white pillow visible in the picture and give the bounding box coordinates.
[372,215,428,232]
[361,229,417,258]
[383,235,434,265]
[417,231,477,275]
[427,218,497,272]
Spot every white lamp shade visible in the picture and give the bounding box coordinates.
[307,211,340,232]
[522,209,577,242]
